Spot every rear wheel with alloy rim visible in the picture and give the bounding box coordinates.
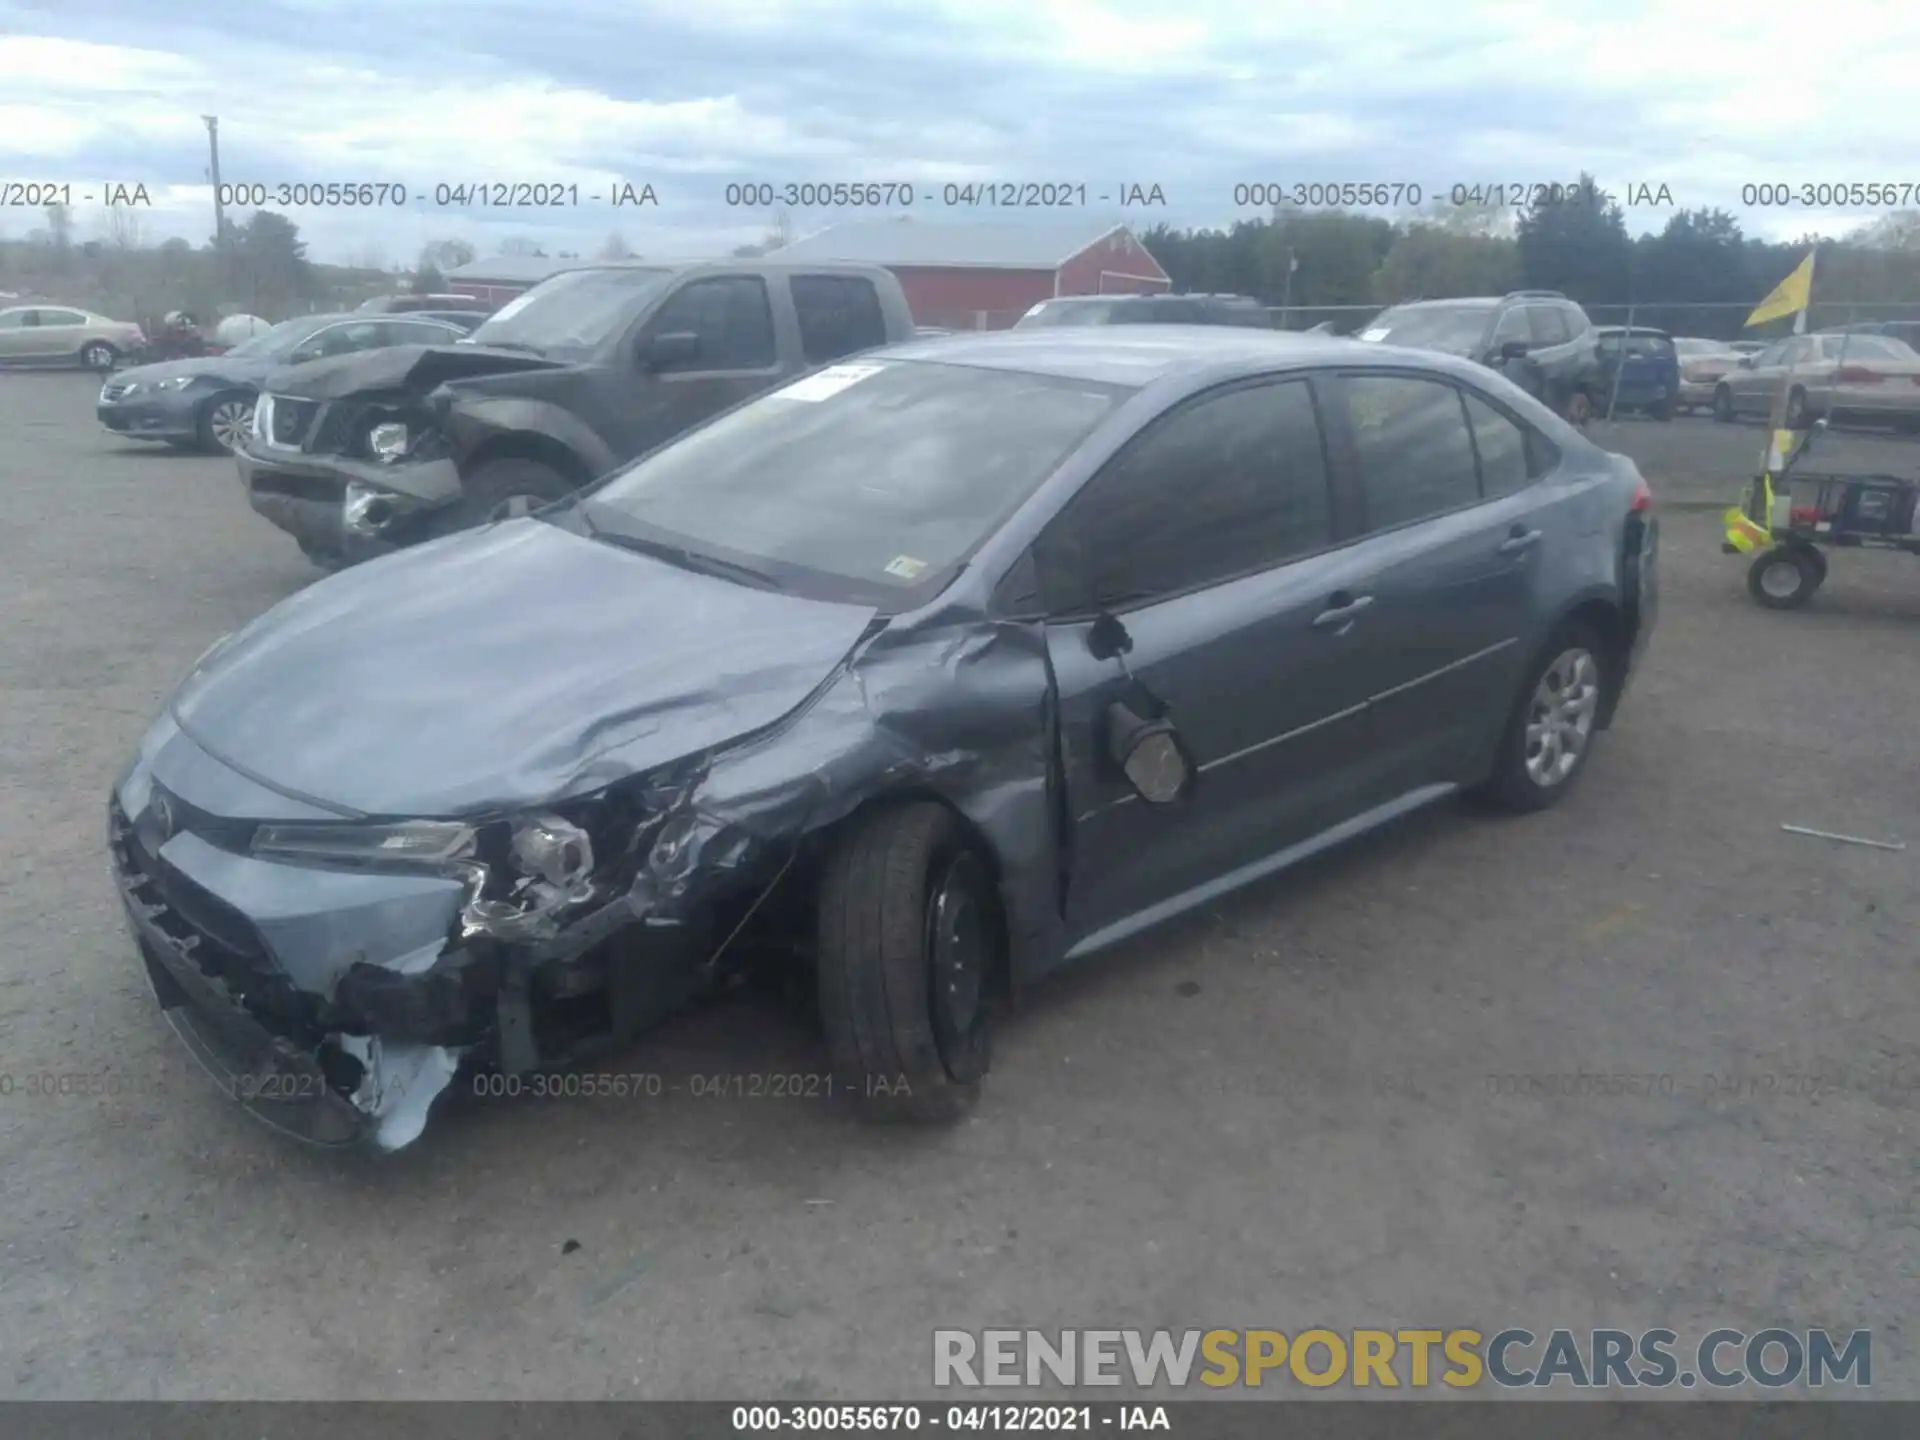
[1479,621,1609,812]
[817,802,995,1122]
[197,393,254,453]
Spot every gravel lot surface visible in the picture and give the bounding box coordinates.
[1,371,1914,1400]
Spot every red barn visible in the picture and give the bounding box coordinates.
[767,215,1170,330]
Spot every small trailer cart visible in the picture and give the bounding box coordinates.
[1723,420,1920,609]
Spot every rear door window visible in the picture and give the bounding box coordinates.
[1461,390,1550,497]
[1340,374,1482,530]
[790,275,889,363]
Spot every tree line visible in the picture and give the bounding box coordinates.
[1140,176,1920,338]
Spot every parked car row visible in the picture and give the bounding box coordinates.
[1356,290,1609,425]
[97,312,477,453]
[1709,330,1920,429]
[104,260,1660,1152]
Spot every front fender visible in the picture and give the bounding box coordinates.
[442,396,618,478]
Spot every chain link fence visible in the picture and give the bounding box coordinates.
[1266,300,1920,338]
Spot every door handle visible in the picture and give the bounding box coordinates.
[1499,527,1543,556]
[1312,593,1373,629]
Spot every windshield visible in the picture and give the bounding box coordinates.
[585,359,1127,595]
[466,267,671,355]
[225,317,329,359]
[1017,301,1135,328]
[1360,304,1496,353]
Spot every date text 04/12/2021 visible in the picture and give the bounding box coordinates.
[1227,181,1681,210]
[730,1405,1170,1432]
[722,182,1169,208]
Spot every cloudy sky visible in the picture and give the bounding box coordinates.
[3,0,1916,267]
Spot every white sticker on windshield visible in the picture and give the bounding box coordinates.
[484,291,539,325]
[883,555,927,580]
[1358,327,1390,342]
[775,362,887,402]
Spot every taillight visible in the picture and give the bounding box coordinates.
[1629,477,1653,513]
[1789,504,1822,527]
[1837,365,1882,383]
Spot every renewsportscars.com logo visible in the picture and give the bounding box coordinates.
[933,1328,1871,1390]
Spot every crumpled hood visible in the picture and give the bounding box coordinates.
[170,520,879,817]
[111,355,269,387]
[267,343,563,401]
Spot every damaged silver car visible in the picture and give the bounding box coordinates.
[109,327,1657,1150]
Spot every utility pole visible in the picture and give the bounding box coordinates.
[202,115,226,258]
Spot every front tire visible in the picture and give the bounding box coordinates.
[1713,386,1735,422]
[196,392,254,453]
[1747,546,1822,609]
[436,456,576,535]
[816,803,996,1123]
[79,341,118,372]
[1478,622,1609,813]
[1785,386,1810,429]
[1563,389,1593,428]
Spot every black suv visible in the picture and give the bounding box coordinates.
[239,261,918,567]
[1358,291,1604,424]
[1014,293,1271,328]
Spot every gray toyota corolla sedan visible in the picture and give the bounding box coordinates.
[109,327,1658,1150]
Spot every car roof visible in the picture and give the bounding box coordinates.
[1380,297,1502,310]
[1040,293,1260,305]
[874,325,1488,388]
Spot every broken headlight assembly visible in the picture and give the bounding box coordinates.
[367,421,411,462]
[251,813,602,941]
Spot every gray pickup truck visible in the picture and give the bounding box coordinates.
[236,261,919,567]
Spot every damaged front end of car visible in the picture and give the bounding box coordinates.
[109,597,1067,1154]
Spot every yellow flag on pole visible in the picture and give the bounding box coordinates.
[1746,250,1816,328]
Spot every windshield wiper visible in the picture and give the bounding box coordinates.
[583,520,783,591]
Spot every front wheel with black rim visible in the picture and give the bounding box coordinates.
[816,802,996,1123]
[1747,546,1822,609]
[197,393,254,453]
[1477,624,1609,813]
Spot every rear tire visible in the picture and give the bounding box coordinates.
[1747,546,1821,609]
[1477,621,1609,813]
[437,456,575,535]
[1651,398,1675,422]
[816,802,995,1123]
[1713,386,1735,423]
[1563,389,1593,427]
